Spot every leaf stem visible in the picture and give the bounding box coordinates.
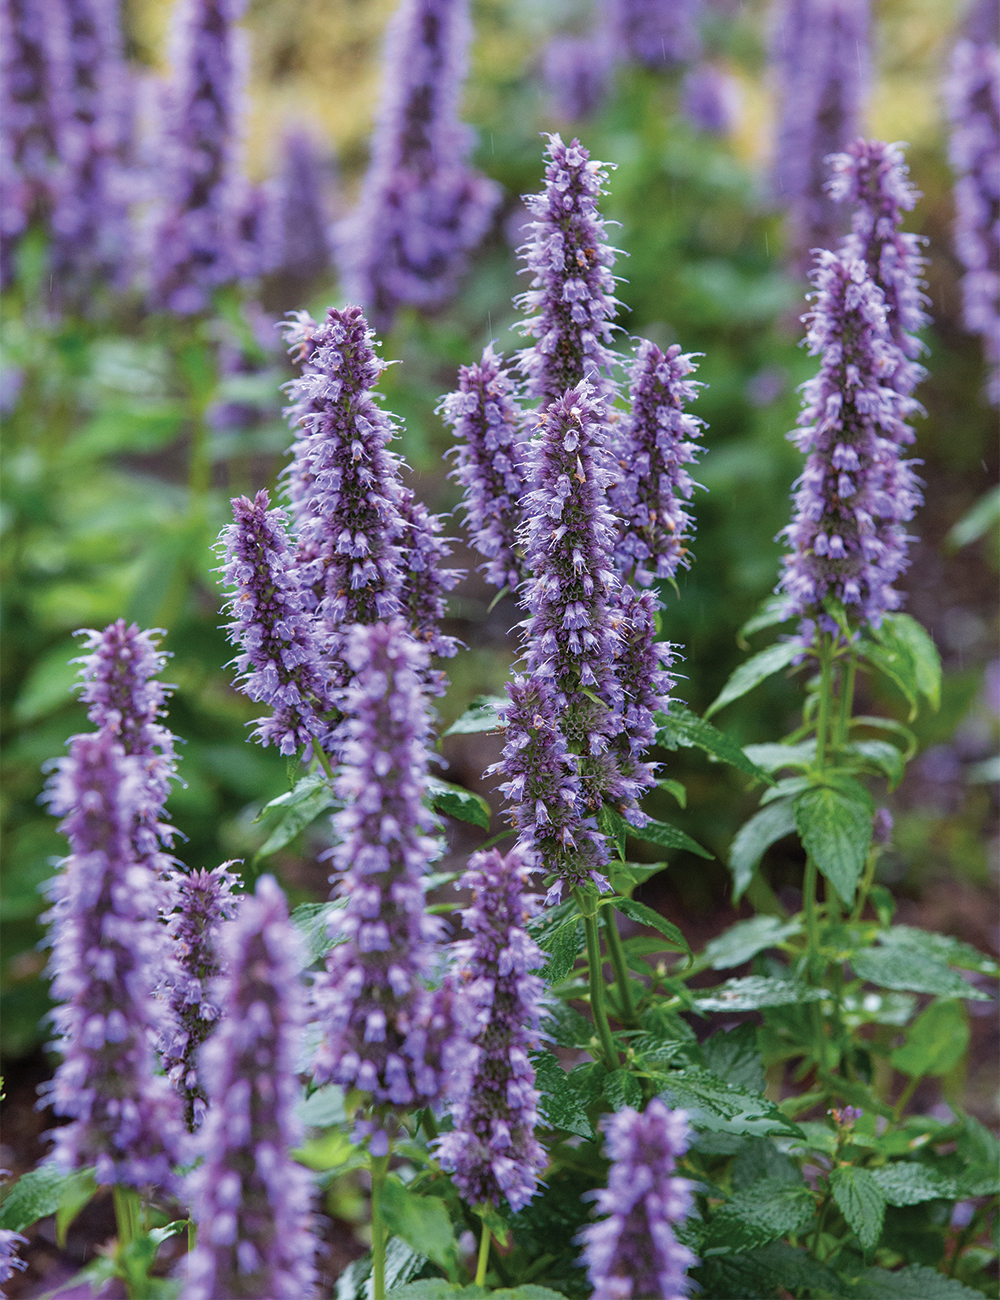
[836,651,857,750]
[475,1222,492,1286]
[601,905,639,1029]
[370,1151,390,1300]
[575,889,619,1070]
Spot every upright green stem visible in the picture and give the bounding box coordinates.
[815,634,833,774]
[370,1151,390,1300]
[601,905,639,1029]
[574,890,618,1070]
[113,1185,140,1248]
[475,1222,492,1286]
[850,845,881,923]
[836,652,857,750]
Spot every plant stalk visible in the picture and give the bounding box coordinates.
[575,890,619,1070]
[475,1223,492,1286]
[370,1152,390,1300]
[601,905,639,1029]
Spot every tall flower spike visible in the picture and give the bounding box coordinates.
[827,139,930,400]
[579,1100,698,1300]
[150,0,246,314]
[440,343,528,592]
[42,730,185,1187]
[274,127,333,290]
[183,875,317,1300]
[218,489,335,758]
[160,862,241,1130]
[945,0,1000,406]
[606,0,703,68]
[336,0,500,332]
[770,0,870,266]
[514,134,623,409]
[610,340,706,586]
[778,249,923,634]
[612,584,677,798]
[312,621,446,1125]
[398,491,462,672]
[435,845,547,1213]
[681,62,742,136]
[541,34,612,122]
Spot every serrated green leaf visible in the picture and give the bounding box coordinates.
[256,779,338,857]
[704,642,801,719]
[830,1165,886,1254]
[386,1287,481,1300]
[343,1237,426,1300]
[850,715,919,761]
[254,773,329,822]
[731,1137,802,1190]
[609,897,690,954]
[629,816,714,861]
[694,976,827,1013]
[794,783,873,906]
[0,1164,80,1232]
[381,1180,459,1279]
[532,1052,596,1138]
[737,595,795,643]
[291,900,347,966]
[540,1001,593,1048]
[598,803,630,860]
[870,1163,958,1206]
[742,741,817,772]
[877,614,942,711]
[659,1067,802,1137]
[879,927,1000,978]
[702,1023,766,1093]
[603,1068,643,1110]
[728,801,798,902]
[657,778,687,808]
[850,1263,986,1299]
[654,705,775,782]
[705,1176,815,1250]
[852,949,989,1001]
[699,1241,842,1300]
[701,916,802,971]
[889,1000,971,1077]
[441,696,507,736]
[957,1115,1000,1196]
[843,740,906,789]
[538,917,583,984]
[425,777,491,829]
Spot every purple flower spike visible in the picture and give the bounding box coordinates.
[218,489,335,758]
[778,249,924,633]
[336,0,501,332]
[43,730,185,1188]
[607,0,703,68]
[440,343,528,592]
[579,1100,698,1300]
[312,621,446,1109]
[611,340,706,586]
[681,62,742,136]
[827,139,930,401]
[183,875,317,1300]
[275,127,333,288]
[542,34,612,122]
[436,845,547,1212]
[160,862,242,1130]
[399,491,463,674]
[514,134,623,410]
[613,584,677,798]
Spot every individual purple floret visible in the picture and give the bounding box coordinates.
[541,34,612,121]
[944,0,1000,406]
[606,0,703,68]
[770,0,870,265]
[42,730,186,1188]
[218,489,336,758]
[827,139,930,400]
[336,0,501,332]
[440,343,528,592]
[579,1100,697,1300]
[312,621,446,1127]
[274,126,333,288]
[681,62,742,135]
[514,134,623,409]
[610,340,706,586]
[183,875,316,1300]
[160,862,241,1130]
[778,248,924,632]
[435,845,547,1212]
[150,0,246,314]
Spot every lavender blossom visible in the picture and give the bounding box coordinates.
[541,34,612,121]
[233,177,280,282]
[778,249,923,632]
[43,730,185,1187]
[770,0,870,265]
[183,875,316,1300]
[610,340,705,586]
[435,845,547,1212]
[945,0,1000,405]
[606,0,703,68]
[440,343,527,591]
[399,491,462,670]
[514,134,622,409]
[0,1195,28,1298]
[336,0,501,331]
[681,62,742,135]
[827,139,930,400]
[160,862,241,1129]
[274,127,333,288]
[613,584,677,796]
[579,1100,697,1300]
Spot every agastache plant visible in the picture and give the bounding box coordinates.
[273,126,333,290]
[606,0,703,67]
[183,874,317,1300]
[336,0,500,331]
[542,34,612,122]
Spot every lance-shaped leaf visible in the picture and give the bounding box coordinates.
[830,1165,885,1255]
[655,705,775,783]
[425,776,491,829]
[794,779,873,906]
[728,800,798,902]
[704,642,801,719]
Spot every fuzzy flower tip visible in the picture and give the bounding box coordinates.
[611,340,706,586]
[514,134,622,409]
[827,138,930,401]
[778,249,924,635]
[312,621,448,1118]
[42,730,186,1188]
[183,875,317,1300]
[218,488,335,757]
[435,845,547,1212]
[579,1101,698,1300]
[336,0,500,331]
[160,862,242,1130]
[440,342,528,592]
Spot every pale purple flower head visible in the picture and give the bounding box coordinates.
[681,62,742,135]
[514,134,622,409]
[398,490,463,675]
[42,730,186,1188]
[183,875,317,1300]
[579,1100,698,1300]
[606,0,703,68]
[541,34,612,122]
[435,844,547,1212]
[232,176,281,281]
[336,0,501,331]
[274,127,334,287]
[612,584,677,794]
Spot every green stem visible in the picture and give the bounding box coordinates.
[892,1074,921,1123]
[803,856,821,963]
[113,1185,139,1248]
[421,1108,439,1142]
[810,1187,832,1260]
[370,1151,390,1300]
[574,890,618,1070]
[836,652,857,750]
[850,845,881,923]
[314,745,335,782]
[601,905,639,1029]
[475,1222,492,1286]
[815,633,833,774]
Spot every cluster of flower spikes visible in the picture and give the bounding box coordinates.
[606,0,703,68]
[336,0,500,332]
[778,246,924,637]
[579,1100,697,1300]
[770,0,870,265]
[435,844,547,1214]
[944,0,1000,406]
[160,860,241,1130]
[183,874,317,1300]
[217,488,336,758]
[827,138,930,402]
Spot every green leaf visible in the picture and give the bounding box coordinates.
[850,715,919,762]
[956,1115,1000,1196]
[700,916,801,971]
[255,775,338,857]
[870,1163,958,1206]
[850,1264,986,1299]
[654,705,775,783]
[794,782,873,906]
[851,949,989,1001]
[598,804,630,861]
[538,917,583,984]
[742,741,817,772]
[698,1241,842,1300]
[603,1069,643,1110]
[296,1084,346,1128]
[291,900,347,966]
[694,977,827,1013]
[629,816,714,861]
[843,740,906,790]
[441,696,507,737]
[728,801,798,902]
[704,1176,815,1250]
[425,777,491,829]
[12,640,81,723]
[609,897,691,954]
[830,1165,886,1254]
[889,1000,971,1077]
[704,642,802,719]
[540,1001,593,1048]
[385,1287,481,1300]
[702,1024,766,1093]
[381,1180,459,1279]
[737,595,794,644]
[343,1238,427,1300]
[876,613,942,711]
[878,926,1000,978]
[0,1165,83,1232]
[659,1067,802,1137]
[731,1137,802,1190]
[55,1169,98,1247]
[657,778,687,808]
[253,773,329,821]
[945,484,1000,549]
[532,1052,596,1138]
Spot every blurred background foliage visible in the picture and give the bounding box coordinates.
[1,0,996,1088]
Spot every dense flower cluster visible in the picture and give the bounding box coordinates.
[398,492,462,670]
[184,875,317,1300]
[542,34,612,122]
[336,0,500,331]
[612,583,677,790]
[607,0,702,68]
[274,127,333,289]
[579,1101,697,1300]
[436,845,547,1212]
